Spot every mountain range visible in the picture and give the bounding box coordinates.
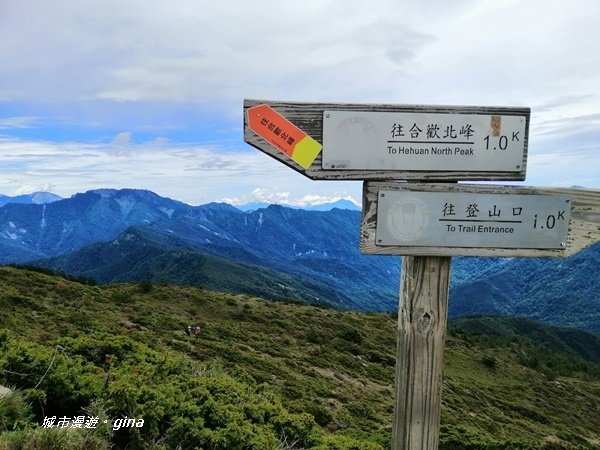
[0,188,598,332]
[0,189,398,310]
[0,191,62,207]
[234,199,360,212]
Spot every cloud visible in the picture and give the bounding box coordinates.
[533,113,600,139]
[230,188,291,205]
[0,136,363,204]
[0,116,38,129]
[2,0,599,111]
[223,187,360,207]
[11,183,56,196]
[534,95,593,113]
[0,0,439,108]
[0,0,599,199]
[111,131,133,145]
[2,0,597,143]
[294,193,360,207]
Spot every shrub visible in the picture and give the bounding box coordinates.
[0,389,33,432]
[306,328,323,344]
[109,290,134,303]
[0,427,111,450]
[337,327,363,344]
[137,280,153,294]
[481,354,497,369]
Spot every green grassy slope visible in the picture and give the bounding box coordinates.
[1,266,600,449]
[30,226,348,308]
[450,316,600,364]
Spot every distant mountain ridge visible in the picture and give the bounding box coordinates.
[0,191,360,211]
[1,188,398,310]
[0,188,188,263]
[235,199,360,212]
[1,187,599,332]
[450,244,600,333]
[0,191,62,207]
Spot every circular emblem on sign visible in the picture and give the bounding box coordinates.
[336,116,377,151]
[337,117,376,136]
[387,197,429,243]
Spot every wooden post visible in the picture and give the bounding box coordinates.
[392,255,451,450]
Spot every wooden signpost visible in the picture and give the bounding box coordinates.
[244,99,600,450]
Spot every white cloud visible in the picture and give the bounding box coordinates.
[111,131,133,145]
[2,0,599,111]
[0,116,38,129]
[11,183,56,196]
[223,188,291,205]
[295,194,360,207]
[223,188,360,207]
[0,0,446,108]
[0,137,362,204]
[0,0,599,197]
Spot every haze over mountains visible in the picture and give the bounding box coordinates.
[1,188,598,333]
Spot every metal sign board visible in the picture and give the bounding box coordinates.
[375,190,570,249]
[323,110,526,172]
[244,99,530,181]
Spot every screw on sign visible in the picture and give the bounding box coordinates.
[244,99,600,450]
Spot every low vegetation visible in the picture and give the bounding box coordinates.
[1,266,599,449]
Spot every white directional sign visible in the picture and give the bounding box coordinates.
[323,111,527,172]
[244,100,530,181]
[376,191,570,249]
[361,182,600,257]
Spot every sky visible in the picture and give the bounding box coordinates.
[0,0,599,206]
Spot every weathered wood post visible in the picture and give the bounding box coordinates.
[244,99,600,450]
[393,255,450,449]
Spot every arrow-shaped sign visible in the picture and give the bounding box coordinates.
[247,104,322,169]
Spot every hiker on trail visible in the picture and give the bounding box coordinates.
[185,325,201,337]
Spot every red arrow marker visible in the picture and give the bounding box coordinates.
[247,104,322,169]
